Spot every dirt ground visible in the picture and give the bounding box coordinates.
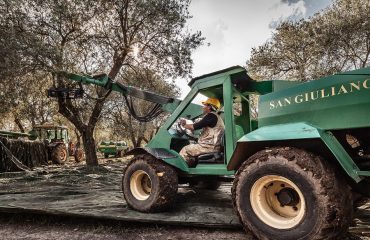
[0,212,366,240]
[0,156,369,240]
[0,213,249,240]
[0,156,248,240]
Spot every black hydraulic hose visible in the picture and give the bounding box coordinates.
[79,82,112,100]
[122,95,163,122]
[77,81,163,122]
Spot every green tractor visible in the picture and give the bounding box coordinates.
[98,140,129,158]
[31,124,84,164]
[58,66,370,239]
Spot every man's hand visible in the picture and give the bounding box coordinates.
[179,118,194,131]
[180,119,187,126]
[183,123,194,131]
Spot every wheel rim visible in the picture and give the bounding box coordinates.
[59,149,67,162]
[250,175,306,229]
[130,170,152,200]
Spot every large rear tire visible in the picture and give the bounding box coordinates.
[122,154,178,212]
[232,147,353,240]
[51,144,67,164]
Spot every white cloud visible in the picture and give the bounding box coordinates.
[175,0,331,98]
[268,0,307,28]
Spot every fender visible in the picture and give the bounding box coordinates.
[49,142,63,148]
[125,147,177,159]
[125,147,189,172]
[227,122,362,182]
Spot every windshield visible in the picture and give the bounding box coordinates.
[36,129,56,140]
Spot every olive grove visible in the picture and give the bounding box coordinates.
[0,0,203,165]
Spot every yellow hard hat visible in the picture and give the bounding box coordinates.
[201,98,221,110]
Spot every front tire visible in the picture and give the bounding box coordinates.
[232,147,353,240]
[122,154,178,212]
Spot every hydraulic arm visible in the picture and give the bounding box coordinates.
[48,72,183,122]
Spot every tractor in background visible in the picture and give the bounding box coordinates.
[30,124,84,164]
[98,140,129,158]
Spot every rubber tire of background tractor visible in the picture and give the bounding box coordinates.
[74,149,84,163]
[232,147,353,240]
[115,150,123,158]
[51,144,68,164]
[122,154,178,212]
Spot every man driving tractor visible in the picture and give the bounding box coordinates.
[179,98,225,167]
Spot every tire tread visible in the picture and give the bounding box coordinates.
[123,154,178,212]
[232,147,353,240]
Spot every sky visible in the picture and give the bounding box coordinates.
[177,0,332,98]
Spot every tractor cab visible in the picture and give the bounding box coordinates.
[31,124,69,144]
[146,66,269,175]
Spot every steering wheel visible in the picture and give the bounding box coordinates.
[173,118,196,139]
[176,121,186,136]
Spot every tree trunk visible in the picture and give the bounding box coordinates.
[14,116,25,133]
[56,93,100,166]
[81,126,98,166]
[108,52,126,79]
[74,128,82,145]
[55,49,127,167]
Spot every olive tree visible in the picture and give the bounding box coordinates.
[247,0,370,81]
[2,0,203,166]
[0,2,57,130]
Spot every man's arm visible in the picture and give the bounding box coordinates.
[181,113,217,131]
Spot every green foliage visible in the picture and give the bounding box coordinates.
[247,0,370,81]
[0,0,203,165]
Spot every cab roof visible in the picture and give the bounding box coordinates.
[188,66,254,89]
[33,124,67,130]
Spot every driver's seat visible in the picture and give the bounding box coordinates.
[195,133,225,164]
